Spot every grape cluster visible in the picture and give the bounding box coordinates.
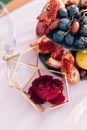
[52,4,87,48]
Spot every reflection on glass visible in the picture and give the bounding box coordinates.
[0,2,16,56]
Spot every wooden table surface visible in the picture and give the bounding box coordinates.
[6,0,32,12]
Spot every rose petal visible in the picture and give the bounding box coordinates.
[33,75,64,101]
[50,93,65,105]
[28,87,45,104]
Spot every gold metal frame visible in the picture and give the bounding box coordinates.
[4,45,70,113]
[4,45,39,89]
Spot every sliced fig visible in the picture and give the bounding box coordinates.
[46,46,70,69]
[39,40,55,54]
[49,18,60,30]
[37,11,49,21]
[36,21,47,37]
[61,52,80,84]
[30,35,56,54]
[51,46,64,61]
[49,0,60,20]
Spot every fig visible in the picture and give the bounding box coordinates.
[61,52,80,84]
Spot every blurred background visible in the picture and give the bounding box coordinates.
[1,0,31,12]
[2,0,12,4]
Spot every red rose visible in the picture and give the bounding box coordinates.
[28,75,65,105]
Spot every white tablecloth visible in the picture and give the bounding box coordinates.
[0,0,87,130]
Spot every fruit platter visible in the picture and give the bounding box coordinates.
[33,0,87,84]
[36,0,87,51]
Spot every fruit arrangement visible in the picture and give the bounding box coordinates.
[30,35,87,84]
[36,0,87,50]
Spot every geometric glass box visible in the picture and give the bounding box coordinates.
[4,46,70,113]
